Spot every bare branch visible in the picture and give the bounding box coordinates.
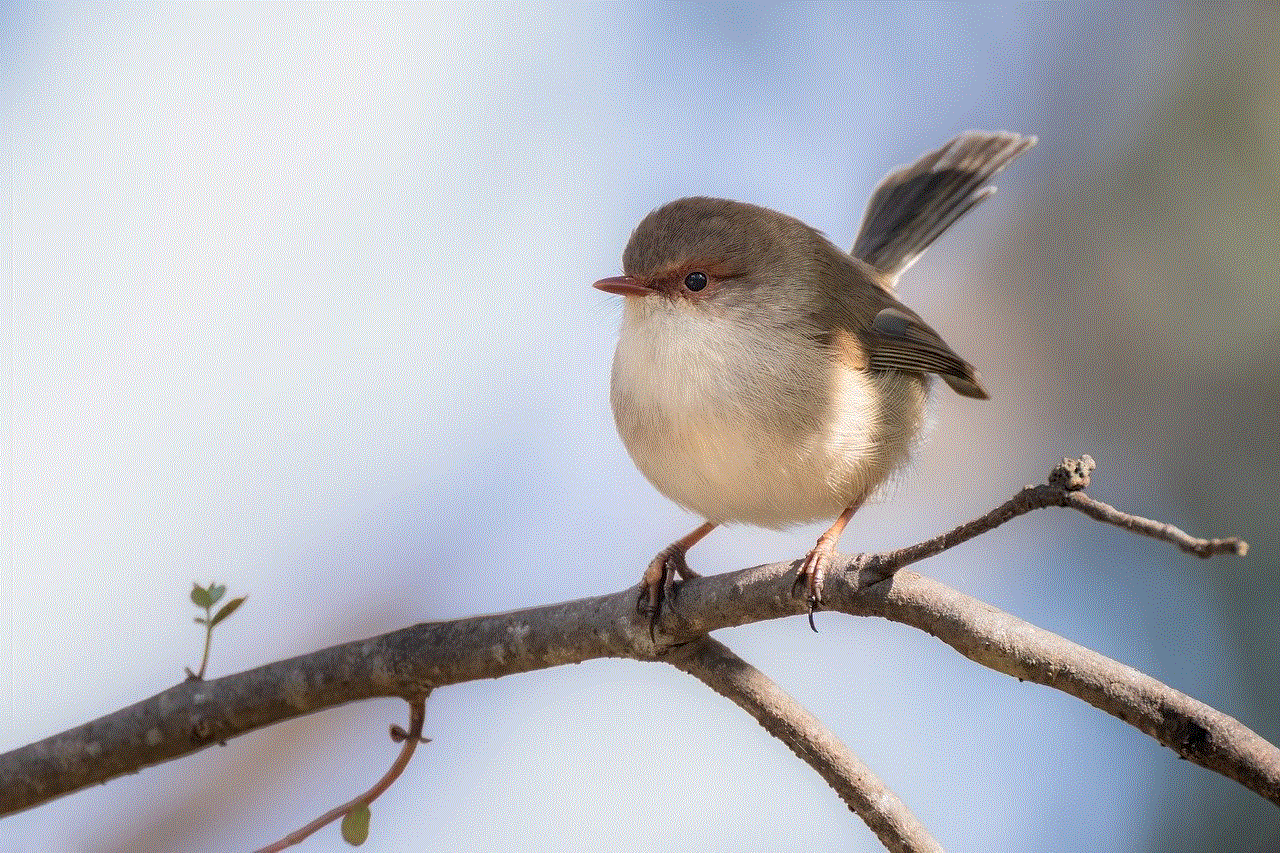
[859,456,1245,579]
[1063,490,1247,557]
[2,457,1265,826]
[839,572,1280,804]
[667,637,943,853]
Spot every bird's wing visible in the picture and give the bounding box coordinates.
[863,306,988,399]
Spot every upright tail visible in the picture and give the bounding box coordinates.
[852,131,1036,280]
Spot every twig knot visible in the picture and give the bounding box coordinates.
[1048,455,1095,492]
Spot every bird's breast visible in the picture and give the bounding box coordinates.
[609,299,926,527]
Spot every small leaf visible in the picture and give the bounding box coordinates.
[210,596,247,627]
[193,617,207,625]
[341,803,371,846]
[206,583,226,605]
[190,584,212,609]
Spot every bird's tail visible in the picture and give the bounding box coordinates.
[852,131,1036,280]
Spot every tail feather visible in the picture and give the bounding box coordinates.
[852,131,1036,279]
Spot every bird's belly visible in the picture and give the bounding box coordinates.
[625,415,850,527]
[611,329,926,528]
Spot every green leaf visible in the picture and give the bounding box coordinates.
[341,803,371,846]
[206,583,226,605]
[190,584,212,609]
[210,596,247,627]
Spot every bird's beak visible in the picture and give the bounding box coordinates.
[593,275,654,297]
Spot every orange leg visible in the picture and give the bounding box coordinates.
[793,502,861,629]
[639,521,717,632]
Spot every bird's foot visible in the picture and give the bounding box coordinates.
[637,543,693,640]
[791,504,859,632]
[792,541,835,632]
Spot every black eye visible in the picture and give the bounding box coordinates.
[684,271,708,292]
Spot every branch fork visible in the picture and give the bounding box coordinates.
[0,457,1258,853]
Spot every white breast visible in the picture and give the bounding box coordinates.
[610,296,926,528]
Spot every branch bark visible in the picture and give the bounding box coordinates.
[1,457,1266,847]
[667,636,943,853]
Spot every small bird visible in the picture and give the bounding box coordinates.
[595,131,1035,629]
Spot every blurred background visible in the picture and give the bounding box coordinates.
[3,3,1277,851]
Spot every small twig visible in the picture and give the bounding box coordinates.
[252,696,430,853]
[667,637,943,853]
[1063,490,1247,557]
[862,455,1246,578]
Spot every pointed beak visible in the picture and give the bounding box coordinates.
[593,275,655,297]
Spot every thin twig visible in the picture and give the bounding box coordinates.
[1063,490,1247,557]
[863,456,1245,579]
[667,637,943,853]
[252,697,429,853]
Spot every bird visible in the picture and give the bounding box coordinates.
[594,130,1036,631]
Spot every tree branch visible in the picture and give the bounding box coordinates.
[667,636,942,853]
[2,457,1265,830]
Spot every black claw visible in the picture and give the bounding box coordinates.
[807,598,820,632]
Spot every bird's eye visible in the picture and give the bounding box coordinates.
[684,271,708,292]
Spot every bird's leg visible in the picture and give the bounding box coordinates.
[793,503,860,630]
[639,521,717,633]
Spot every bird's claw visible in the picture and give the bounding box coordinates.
[792,546,831,633]
[638,545,689,641]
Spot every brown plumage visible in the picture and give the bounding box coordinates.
[595,131,1035,628]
